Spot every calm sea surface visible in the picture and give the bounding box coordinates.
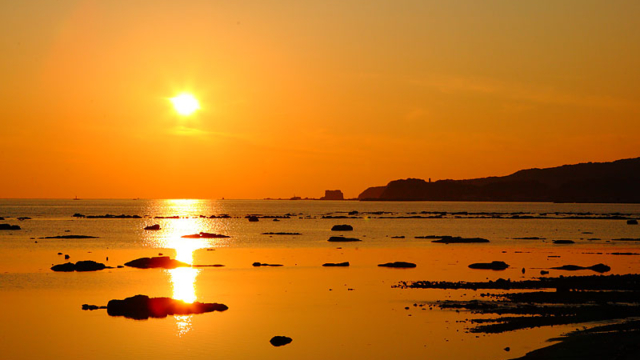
[1,199,639,359]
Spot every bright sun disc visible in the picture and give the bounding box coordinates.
[170,94,200,116]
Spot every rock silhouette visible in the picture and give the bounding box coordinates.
[378,261,416,268]
[51,260,109,272]
[0,224,21,230]
[270,336,292,347]
[181,232,230,238]
[144,224,161,230]
[432,236,490,244]
[328,236,361,242]
[551,264,611,273]
[125,256,190,269]
[322,262,350,267]
[468,261,509,270]
[331,224,353,231]
[107,295,228,319]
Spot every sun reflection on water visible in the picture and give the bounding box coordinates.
[144,199,225,336]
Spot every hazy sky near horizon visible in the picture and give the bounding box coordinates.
[1,0,639,199]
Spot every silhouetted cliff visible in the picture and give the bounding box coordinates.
[357,157,640,203]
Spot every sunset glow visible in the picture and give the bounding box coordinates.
[170,94,200,116]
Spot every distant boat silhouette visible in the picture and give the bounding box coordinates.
[73,196,80,200]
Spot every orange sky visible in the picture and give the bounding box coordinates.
[1,1,639,199]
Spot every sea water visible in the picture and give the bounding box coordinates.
[1,199,639,359]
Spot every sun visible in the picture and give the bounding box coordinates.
[170,94,200,116]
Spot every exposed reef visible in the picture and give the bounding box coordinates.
[327,236,361,242]
[124,256,190,269]
[468,261,509,270]
[106,295,228,319]
[181,232,230,239]
[51,260,109,272]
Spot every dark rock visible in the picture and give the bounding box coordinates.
[107,295,228,320]
[248,216,259,222]
[378,261,417,268]
[51,260,108,272]
[270,336,292,347]
[64,254,70,259]
[322,262,350,267]
[0,224,21,231]
[553,240,575,244]
[551,264,611,273]
[328,236,361,242]
[540,270,549,275]
[320,190,344,200]
[144,224,161,230]
[125,256,190,269]
[72,213,85,218]
[51,262,76,272]
[468,261,509,270]
[181,232,230,238]
[82,304,100,311]
[331,224,353,231]
[627,219,638,225]
[252,262,283,267]
[432,236,490,244]
[17,217,31,221]
[391,236,405,239]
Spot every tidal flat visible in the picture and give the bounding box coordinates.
[1,199,639,359]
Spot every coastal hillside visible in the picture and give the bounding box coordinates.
[358,157,640,203]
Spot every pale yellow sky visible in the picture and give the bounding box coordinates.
[1,0,639,199]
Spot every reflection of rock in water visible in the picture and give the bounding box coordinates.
[107,295,228,320]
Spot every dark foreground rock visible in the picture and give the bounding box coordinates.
[627,219,638,225]
[125,256,190,269]
[0,224,21,230]
[270,336,292,347]
[323,262,350,267]
[397,274,640,334]
[432,236,490,244]
[107,295,228,319]
[82,304,105,310]
[51,260,109,272]
[331,224,353,231]
[468,261,509,270]
[144,224,161,230]
[248,216,259,222]
[181,232,230,238]
[252,262,283,267]
[509,321,640,360]
[328,236,361,242]
[552,240,575,244]
[551,263,611,273]
[378,261,416,268]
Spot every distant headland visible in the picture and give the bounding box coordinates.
[358,157,640,203]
